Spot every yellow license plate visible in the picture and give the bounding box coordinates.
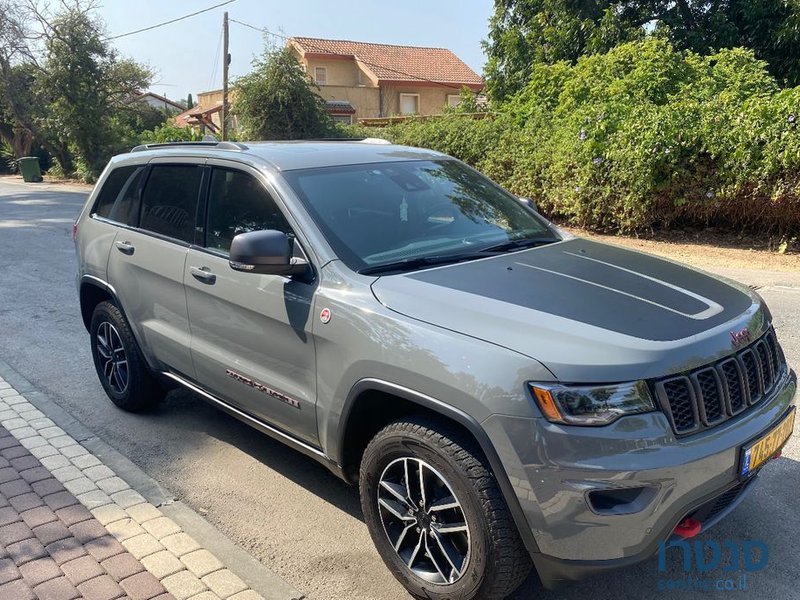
[740,408,795,479]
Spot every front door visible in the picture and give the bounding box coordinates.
[184,165,318,445]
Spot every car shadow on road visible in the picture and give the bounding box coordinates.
[155,388,800,599]
[160,387,364,519]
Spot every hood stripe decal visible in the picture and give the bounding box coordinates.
[517,253,725,321]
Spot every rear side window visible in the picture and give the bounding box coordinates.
[140,165,203,243]
[93,166,144,226]
[206,168,293,253]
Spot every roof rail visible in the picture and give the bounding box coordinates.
[299,137,392,144]
[130,141,249,153]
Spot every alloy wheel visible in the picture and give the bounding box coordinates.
[377,457,470,585]
[96,321,129,394]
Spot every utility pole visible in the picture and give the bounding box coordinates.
[222,11,230,141]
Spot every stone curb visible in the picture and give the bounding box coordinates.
[0,359,304,600]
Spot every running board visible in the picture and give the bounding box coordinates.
[161,372,346,479]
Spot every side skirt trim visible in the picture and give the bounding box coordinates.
[161,371,346,479]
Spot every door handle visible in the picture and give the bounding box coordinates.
[190,266,217,284]
[115,241,135,255]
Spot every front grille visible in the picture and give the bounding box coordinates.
[689,481,748,525]
[654,329,786,436]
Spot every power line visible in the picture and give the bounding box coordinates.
[229,18,261,34]
[209,23,224,90]
[108,0,237,41]
[229,18,470,91]
[229,18,282,47]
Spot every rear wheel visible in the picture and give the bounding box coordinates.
[90,301,164,412]
[360,416,532,600]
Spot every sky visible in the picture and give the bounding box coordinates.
[98,0,495,103]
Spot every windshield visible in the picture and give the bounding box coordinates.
[283,159,559,273]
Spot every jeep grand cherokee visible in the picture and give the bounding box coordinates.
[74,140,797,600]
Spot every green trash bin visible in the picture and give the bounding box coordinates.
[17,156,42,182]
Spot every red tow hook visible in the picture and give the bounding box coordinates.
[674,517,702,538]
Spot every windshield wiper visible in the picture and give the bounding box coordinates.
[359,237,558,275]
[359,252,490,275]
[479,237,557,253]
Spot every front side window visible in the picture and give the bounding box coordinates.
[206,168,293,254]
[93,166,145,226]
[284,160,559,273]
[140,165,203,243]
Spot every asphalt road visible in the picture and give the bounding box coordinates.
[1,178,799,600]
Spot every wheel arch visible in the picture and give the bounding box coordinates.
[79,276,118,332]
[79,275,161,374]
[336,378,541,557]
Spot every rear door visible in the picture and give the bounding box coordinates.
[107,159,205,377]
[78,164,144,285]
[184,164,319,444]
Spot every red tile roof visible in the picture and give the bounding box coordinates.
[290,37,483,89]
[173,103,222,130]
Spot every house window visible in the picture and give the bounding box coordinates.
[447,94,461,108]
[331,115,353,125]
[314,67,327,85]
[399,93,420,115]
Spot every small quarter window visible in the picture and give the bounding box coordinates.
[140,165,203,243]
[93,166,145,226]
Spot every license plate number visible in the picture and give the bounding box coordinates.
[740,408,795,479]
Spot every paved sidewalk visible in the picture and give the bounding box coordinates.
[0,377,265,600]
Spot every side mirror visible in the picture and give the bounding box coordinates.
[518,197,538,213]
[229,230,309,276]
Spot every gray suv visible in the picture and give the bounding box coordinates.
[74,140,797,600]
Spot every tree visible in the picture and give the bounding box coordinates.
[444,87,482,113]
[484,0,800,100]
[37,4,151,177]
[0,76,35,158]
[0,3,74,171]
[0,1,151,178]
[187,93,194,108]
[234,45,335,140]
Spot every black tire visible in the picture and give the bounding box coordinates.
[90,301,164,412]
[360,416,532,600]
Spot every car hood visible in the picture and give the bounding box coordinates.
[370,238,764,382]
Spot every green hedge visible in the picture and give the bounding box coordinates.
[367,39,800,235]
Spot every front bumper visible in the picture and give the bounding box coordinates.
[482,368,796,587]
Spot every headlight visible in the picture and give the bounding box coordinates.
[529,381,655,426]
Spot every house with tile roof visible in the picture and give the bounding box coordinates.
[173,92,224,133]
[287,37,484,122]
[131,92,186,114]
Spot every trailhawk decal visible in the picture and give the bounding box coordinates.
[523,251,725,321]
[390,238,753,342]
[225,369,301,409]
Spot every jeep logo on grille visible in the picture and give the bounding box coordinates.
[730,328,752,348]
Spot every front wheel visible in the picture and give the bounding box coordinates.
[359,417,532,600]
[90,301,164,412]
